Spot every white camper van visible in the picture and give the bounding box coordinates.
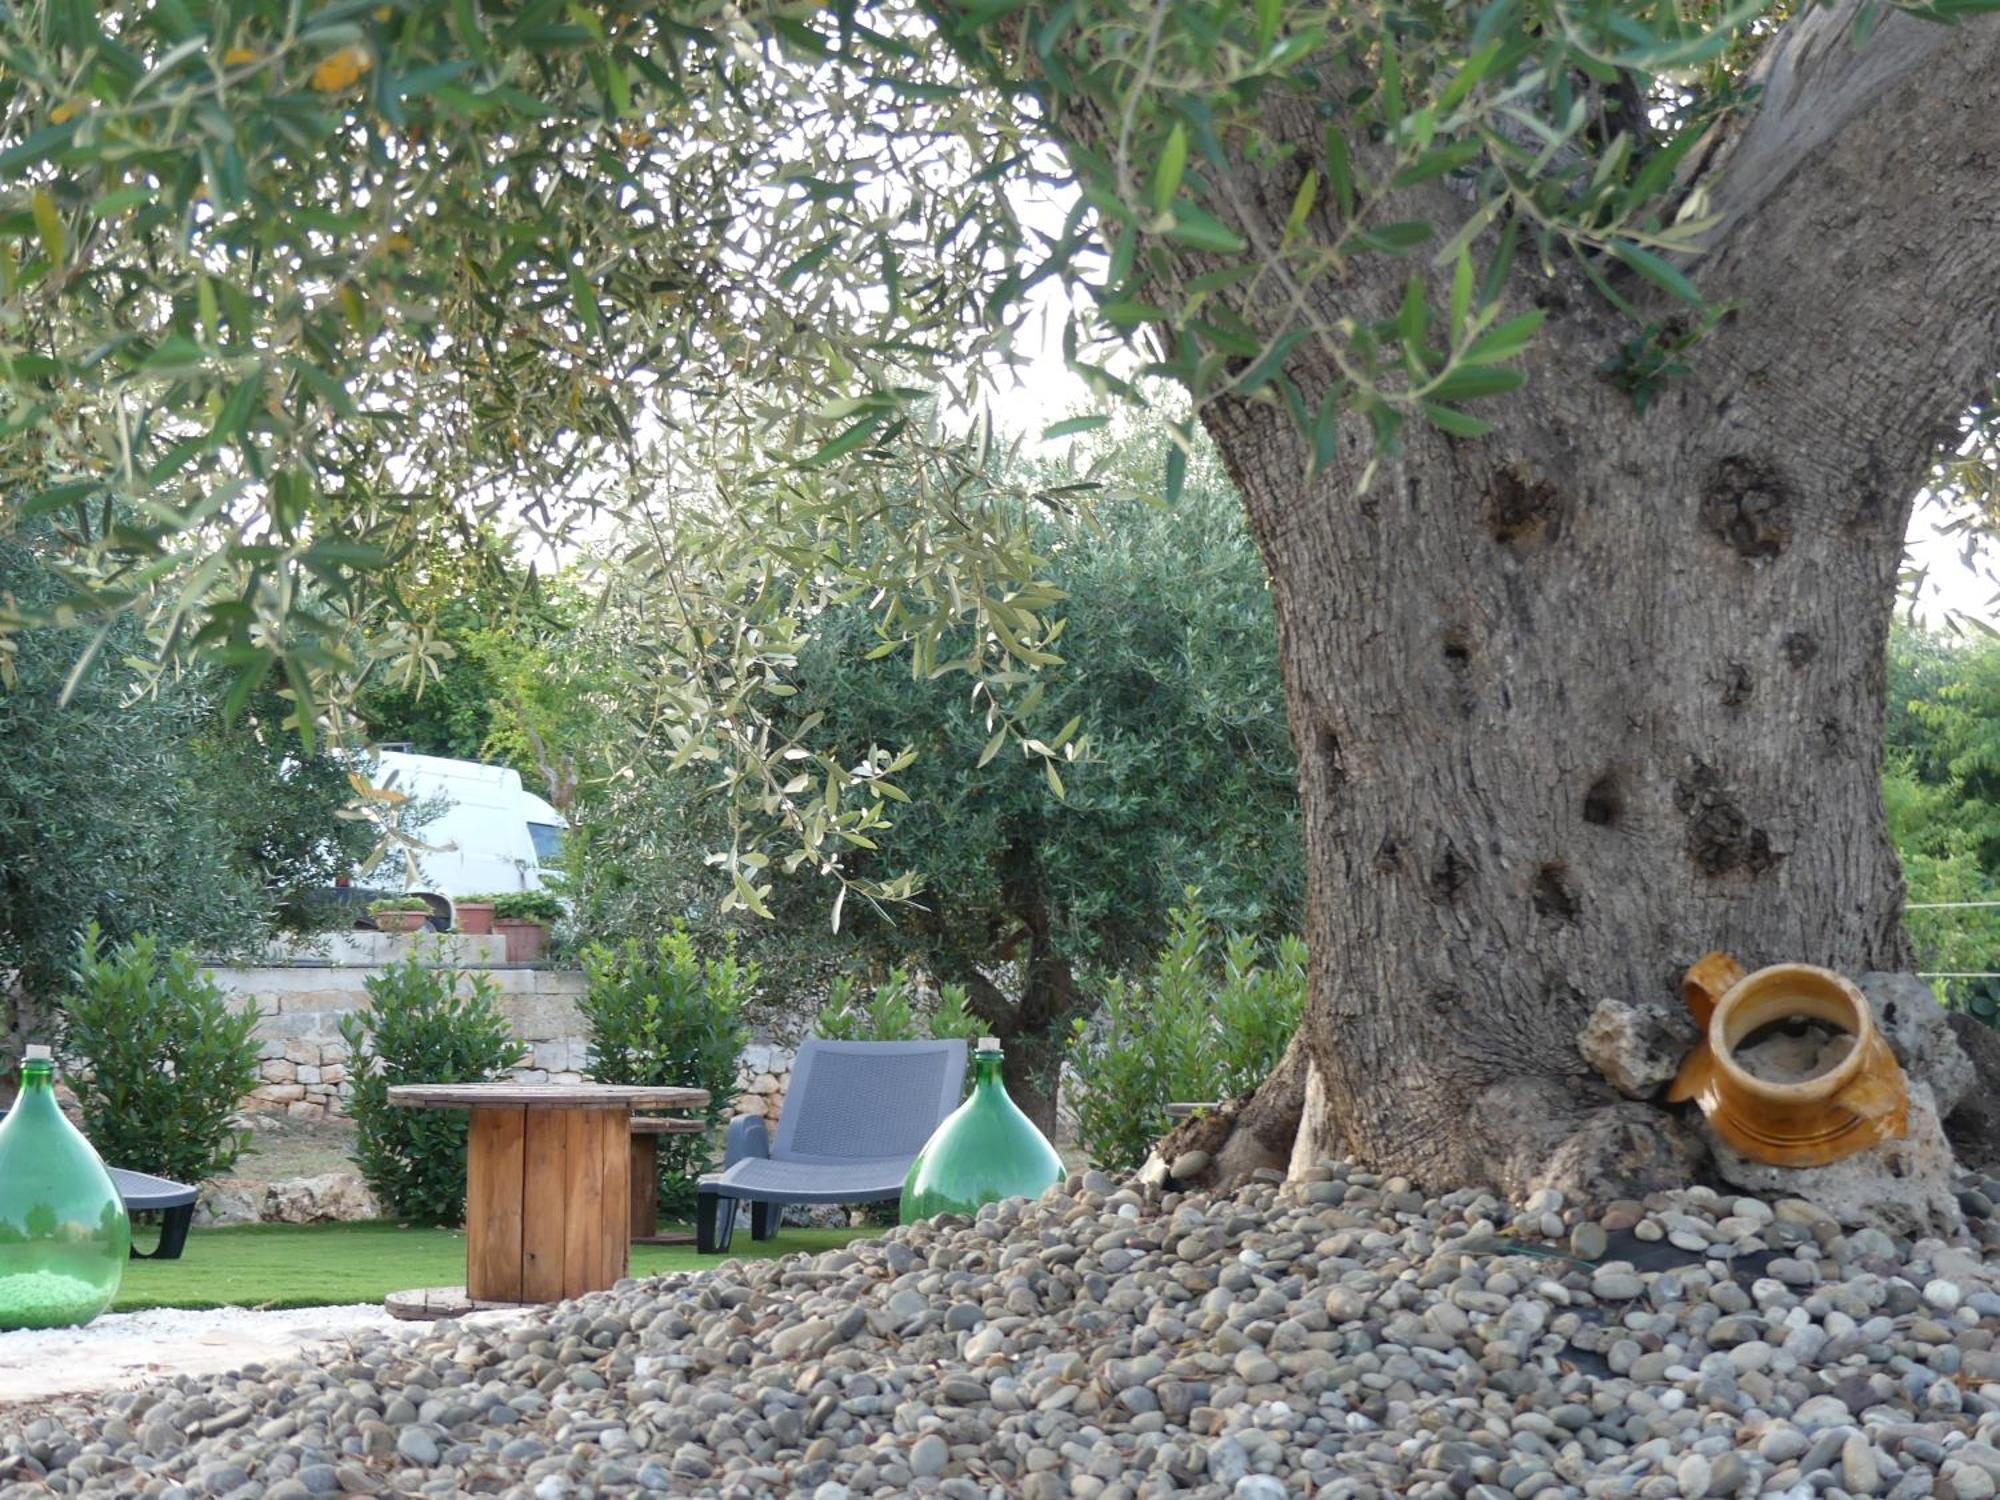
[340,749,567,928]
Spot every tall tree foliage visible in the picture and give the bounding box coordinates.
[0,528,366,1039]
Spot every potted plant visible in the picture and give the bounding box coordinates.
[367,896,434,935]
[491,891,563,963]
[455,893,502,937]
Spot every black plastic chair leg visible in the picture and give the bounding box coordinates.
[130,1204,195,1261]
[751,1201,781,1241]
[696,1191,735,1253]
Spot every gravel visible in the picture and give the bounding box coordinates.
[5,1159,2000,1499]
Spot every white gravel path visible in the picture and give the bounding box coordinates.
[0,1304,407,1406]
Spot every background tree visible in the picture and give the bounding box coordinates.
[8,0,2000,1200]
[573,436,1302,1129]
[0,528,369,1044]
[1884,622,2000,1007]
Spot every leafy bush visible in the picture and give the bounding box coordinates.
[338,957,524,1225]
[57,924,264,1185]
[367,896,432,915]
[492,891,564,924]
[815,971,983,1045]
[1066,895,1305,1173]
[578,925,756,1217]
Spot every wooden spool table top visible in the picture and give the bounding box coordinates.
[387,1083,709,1110]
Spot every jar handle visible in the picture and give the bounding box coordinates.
[1666,952,1743,1106]
[1681,951,1745,1030]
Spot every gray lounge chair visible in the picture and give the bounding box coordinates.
[696,1037,967,1253]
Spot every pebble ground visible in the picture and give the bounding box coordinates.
[6,1159,2000,1500]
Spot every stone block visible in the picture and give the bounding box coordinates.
[256,1083,307,1103]
[260,1060,297,1084]
[297,1064,322,1085]
[285,1099,324,1120]
[282,1038,320,1066]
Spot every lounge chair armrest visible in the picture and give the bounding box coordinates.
[723,1113,771,1167]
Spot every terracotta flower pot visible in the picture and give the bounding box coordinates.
[455,902,496,936]
[1668,951,1908,1167]
[372,910,430,934]
[495,918,549,963]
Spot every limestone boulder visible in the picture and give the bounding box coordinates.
[195,1186,260,1226]
[262,1171,379,1224]
[1858,972,1974,1117]
[1578,997,1700,1099]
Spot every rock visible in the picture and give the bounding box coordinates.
[1578,996,1699,1098]
[1591,1268,1645,1300]
[1946,1012,2000,1173]
[195,1187,259,1226]
[1569,1221,1608,1260]
[1169,1150,1212,1181]
[261,1172,379,1224]
[910,1434,949,1477]
[1860,971,1975,1116]
[1840,1433,1881,1495]
[1208,1438,1251,1488]
[395,1428,439,1467]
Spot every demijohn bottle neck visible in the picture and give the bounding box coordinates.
[13,1059,57,1115]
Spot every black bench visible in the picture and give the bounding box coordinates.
[110,1167,199,1261]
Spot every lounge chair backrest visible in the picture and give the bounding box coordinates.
[774,1038,968,1164]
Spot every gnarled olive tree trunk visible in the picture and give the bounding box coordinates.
[1146,0,2000,1199]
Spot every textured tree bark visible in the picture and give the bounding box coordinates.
[1120,0,2000,1199]
[957,948,1080,1136]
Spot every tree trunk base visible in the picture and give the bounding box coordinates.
[1151,1035,1316,1189]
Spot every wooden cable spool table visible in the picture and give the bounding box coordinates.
[385,1083,708,1305]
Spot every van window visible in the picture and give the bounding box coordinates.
[528,822,565,864]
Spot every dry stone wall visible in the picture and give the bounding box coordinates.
[206,932,796,1125]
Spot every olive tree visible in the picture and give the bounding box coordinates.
[6,0,2000,1198]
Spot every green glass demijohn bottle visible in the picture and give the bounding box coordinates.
[901,1037,1065,1224]
[0,1044,129,1330]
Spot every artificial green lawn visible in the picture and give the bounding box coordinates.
[111,1221,872,1311]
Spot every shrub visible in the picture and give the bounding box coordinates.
[1066,895,1305,1173]
[57,924,264,1185]
[492,891,563,925]
[338,957,524,1225]
[367,896,432,915]
[815,971,983,1045]
[578,925,755,1217]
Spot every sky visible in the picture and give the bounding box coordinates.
[1904,497,2000,630]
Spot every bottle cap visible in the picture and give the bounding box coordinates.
[978,1036,1000,1051]
[23,1044,51,1061]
